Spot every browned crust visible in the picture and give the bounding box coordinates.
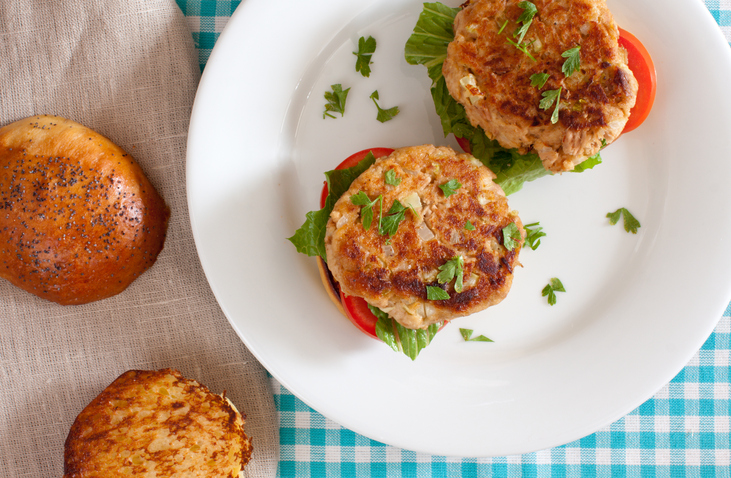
[324,145,523,329]
[0,115,170,304]
[64,369,252,478]
[443,0,638,172]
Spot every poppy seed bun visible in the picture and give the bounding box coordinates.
[0,115,169,304]
[325,145,523,329]
[64,369,253,478]
[443,0,638,172]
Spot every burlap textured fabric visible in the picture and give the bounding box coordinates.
[0,1,279,477]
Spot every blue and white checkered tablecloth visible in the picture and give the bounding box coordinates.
[177,0,731,475]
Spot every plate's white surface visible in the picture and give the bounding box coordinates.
[187,0,731,456]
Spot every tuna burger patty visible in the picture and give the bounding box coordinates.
[443,0,638,173]
[324,145,524,330]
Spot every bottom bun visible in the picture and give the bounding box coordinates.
[317,257,346,318]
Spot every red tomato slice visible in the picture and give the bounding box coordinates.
[618,27,656,134]
[340,290,379,339]
[455,135,471,155]
[318,147,394,338]
[319,147,395,209]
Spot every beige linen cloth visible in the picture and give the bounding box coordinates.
[0,1,279,476]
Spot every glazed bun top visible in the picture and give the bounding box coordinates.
[0,115,170,305]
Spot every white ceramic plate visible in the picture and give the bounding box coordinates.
[187,0,731,457]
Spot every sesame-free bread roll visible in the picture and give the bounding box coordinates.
[64,369,253,477]
[0,115,169,305]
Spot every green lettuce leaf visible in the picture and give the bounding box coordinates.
[370,304,441,361]
[287,152,376,261]
[404,2,459,82]
[405,2,601,195]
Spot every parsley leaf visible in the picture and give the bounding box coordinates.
[506,37,537,62]
[323,84,350,119]
[459,328,494,342]
[379,200,408,237]
[385,169,401,186]
[437,256,464,293]
[502,222,521,251]
[464,220,475,231]
[516,1,538,24]
[539,87,561,124]
[350,191,383,231]
[427,285,450,301]
[539,88,559,110]
[370,90,400,123]
[439,179,462,197]
[607,207,641,234]
[354,36,377,77]
[514,21,532,44]
[523,222,546,250]
[506,1,538,55]
[561,45,581,77]
[542,277,565,306]
[530,72,550,88]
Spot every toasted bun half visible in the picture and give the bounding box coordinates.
[317,257,346,318]
[0,115,170,304]
[64,369,252,478]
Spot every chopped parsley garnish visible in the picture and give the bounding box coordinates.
[502,222,521,251]
[516,1,538,24]
[514,2,537,43]
[506,37,537,62]
[530,72,550,88]
[379,200,408,237]
[385,169,401,186]
[350,191,383,231]
[350,194,411,238]
[427,285,450,301]
[542,278,565,306]
[464,220,475,231]
[514,22,532,44]
[323,84,350,119]
[439,179,462,197]
[460,328,494,342]
[539,87,562,124]
[370,90,400,123]
[523,222,546,250]
[354,36,377,77]
[506,1,538,58]
[561,45,581,77]
[607,207,641,234]
[498,19,509,35]
[437,256,464,293]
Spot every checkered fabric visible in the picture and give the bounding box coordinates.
[707,0,731,43]
[271,317,731,477]
[177,0,731,475]
[176,0,241,70]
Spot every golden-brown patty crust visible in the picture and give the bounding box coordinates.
[443,0,638,172]
[64,369,252,478]
[325,145,523,329]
